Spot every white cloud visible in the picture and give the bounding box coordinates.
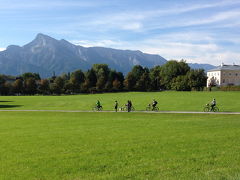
[121,22,143,31]
[0,48,6,51]
[71,39,123,48]
[70,33,240,66]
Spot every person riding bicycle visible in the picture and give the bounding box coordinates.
[127,100,132,112]
[96,100,102,110]
[210,98,216,111]
[152,99,158,110]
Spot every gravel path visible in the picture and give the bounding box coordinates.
[0,109,239,114]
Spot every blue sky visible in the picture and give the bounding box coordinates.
[0,0,240,65]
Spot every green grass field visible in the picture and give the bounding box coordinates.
[0,92,240,179]
[0,112,240,179]
[0,91,239,112]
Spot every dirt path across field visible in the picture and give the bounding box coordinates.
[0,109,239,115]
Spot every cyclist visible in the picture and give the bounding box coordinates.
[127,100,132,112]
[210,98,216,111]
[96,100,102,110]
[152,99,158,110]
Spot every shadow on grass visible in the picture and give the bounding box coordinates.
[0,105,22,108]
[0,101,14,102]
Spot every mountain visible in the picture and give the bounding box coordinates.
[188,63,216,71]
[0,33,167,77]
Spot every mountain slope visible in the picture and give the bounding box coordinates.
[188,63,216,71]
[0,34,167,77]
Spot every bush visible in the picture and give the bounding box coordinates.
[220,86,240,91]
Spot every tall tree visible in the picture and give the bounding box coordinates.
[24,78,37,95]
[124,72,136,91]
[70,70,85,92]
[187,69,207,91]
[38,79,50,94]
[135,71,151,91]
[93,64,110,91]
[171,75,190,91]
[13,79,23,94]
[0,75,6,95]
[160,60,190,89]
[21,72,41,81]
[149,66,162,90]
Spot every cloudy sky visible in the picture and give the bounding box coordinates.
[1,0,240,65]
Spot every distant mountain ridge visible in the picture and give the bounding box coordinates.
[188,63,216,71]
[0,34,167,77]
[0,33,215,77]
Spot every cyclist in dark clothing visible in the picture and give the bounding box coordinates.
[152,99,158,110]
[127,100,132,112]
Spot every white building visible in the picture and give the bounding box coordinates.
[207,63,240,87]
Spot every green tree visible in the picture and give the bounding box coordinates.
[149,66,162,90]
[93,64,110,92]
[21,72,41,81]
[24,78,37,95]
[70,70,85,92]
[124,72,136,91]
[50,77,65,94]
[85,69,97,88]
[135,71,151,91]
[186,69,207,91]
[13,79,24,94]
[112,79,121,91]
[171,75,190,91]
[38,79,50,94]
[160,60,190,89]
[0,75,6,95]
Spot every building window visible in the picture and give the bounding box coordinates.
[223,79,225,83]
[236,73,238,76]
[229,73,231,76]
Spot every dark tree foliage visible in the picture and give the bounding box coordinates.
[38,79,50,95]
[0,62,208,95]
[21,72,41,81]
[186,69,207,91]
[13,79,24,94]
[124,72,136,91]
[149,66,162,90]
[24,78,37,95]
[70,70,85,93]
[51,77,65,94]
[171,75,191,91]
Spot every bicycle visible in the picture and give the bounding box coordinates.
[120,105,135,112]
[146,105,159,112]
[203,104,219,112]
[92,105,103,111]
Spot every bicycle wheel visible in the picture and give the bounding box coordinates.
[203,107,209,112]
[146,106,151,111]
[131,106,135,111]
[213,107,219,112]
[154,107,159,112]
[92,106,97,111]
[122,106,127,111]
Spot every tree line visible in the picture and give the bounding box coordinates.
[0,60,207,95]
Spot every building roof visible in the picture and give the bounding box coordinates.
[208,64,240,72]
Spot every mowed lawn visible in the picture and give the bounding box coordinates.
[0,112,240,180]
[0,91,240,112]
